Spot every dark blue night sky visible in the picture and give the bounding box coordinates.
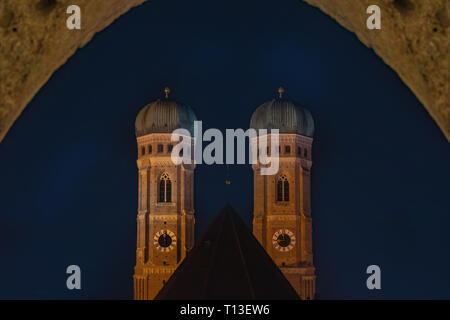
[0,0,449,299]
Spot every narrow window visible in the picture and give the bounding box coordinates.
[304,148,308,158]
[158,144,163,153]
[277,175,290,202]
[285,146,291,154]
[166,179,172,202]
[159,179,165,202]
[141,147,146,156]
[158,173,172,203]
[284,180,289,201]
[167,144,173,153]
[148,145,152,154]
[298,147,302,156]
[277,179,283,201]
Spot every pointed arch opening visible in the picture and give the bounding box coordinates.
[158,172,172,203]
[277,174,289,202]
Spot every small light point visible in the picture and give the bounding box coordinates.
[164,87,171,99]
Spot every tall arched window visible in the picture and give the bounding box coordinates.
[159,173,172,203]
[277,175,289,202]
[284,179,289,201]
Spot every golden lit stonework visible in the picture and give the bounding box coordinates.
[133,90,197,300]
[250,91,316,300]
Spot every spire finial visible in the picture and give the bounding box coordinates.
[225,164,231,202]
[278,87,285,99]
[164,87,171,99]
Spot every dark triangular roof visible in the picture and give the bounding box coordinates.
[155,204,299,300]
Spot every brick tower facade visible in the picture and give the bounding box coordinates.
[250,89,316,299]
[133,89,196,300]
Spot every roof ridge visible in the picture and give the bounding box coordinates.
[200,208,228,299]
[155,204,299,300]
[229,209,256,299]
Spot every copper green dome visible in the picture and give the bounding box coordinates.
[250,89,314,137]
[135,95,197,137]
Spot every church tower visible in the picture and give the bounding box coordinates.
[250,88,316,299]
[133,88,197,300]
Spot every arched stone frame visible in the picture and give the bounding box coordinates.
[0,0,447,144]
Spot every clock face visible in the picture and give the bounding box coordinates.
[153,230,176,252]
[272,229,296,252]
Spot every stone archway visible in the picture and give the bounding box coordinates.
[0,0,448,142]
[304,0,449,141]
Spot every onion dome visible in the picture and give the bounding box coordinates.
[250,88,314,137]
[135,87,197,137]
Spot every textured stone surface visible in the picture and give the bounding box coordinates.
[0,0,146,142]
[252,133,316,299]
[0,0,448,142]
[304,0,449,140]
[134,132,196,300]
